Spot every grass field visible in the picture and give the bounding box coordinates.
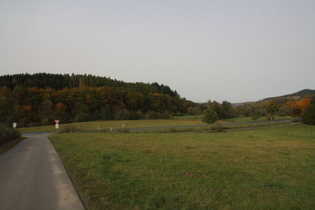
[19,118,206,133]
[19,116,294,133]
[49,124,315,209]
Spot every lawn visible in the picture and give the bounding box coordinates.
[49,124,315,209]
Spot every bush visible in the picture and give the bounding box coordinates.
[202,109,218,124]
[0,125,21,146]
[100,106,115,120]
[303,96,315,125]
[59,125,82,133]
[129,110,144,120]
[303,105,315,125]
[162,111,173,119]
[145,111,173,119]
[41,118,50,126]
[115,109,130,120]
[145,111,159,119]
[74,113,90,122]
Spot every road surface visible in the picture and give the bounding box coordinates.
[0,132,85,210]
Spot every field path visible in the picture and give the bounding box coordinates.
[0,132,84,210]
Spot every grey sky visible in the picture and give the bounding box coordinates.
[1,0,314,103]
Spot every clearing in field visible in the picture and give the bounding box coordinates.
[49,124,315,209]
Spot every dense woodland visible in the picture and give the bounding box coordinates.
[0,73,314,127]
[0,73,195,126]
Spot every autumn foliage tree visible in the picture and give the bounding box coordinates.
[54,102,67,120]
[285,98,311,117]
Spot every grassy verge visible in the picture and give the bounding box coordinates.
[0,137,24,156]
[18,125,55,133]
[50,124,315,209]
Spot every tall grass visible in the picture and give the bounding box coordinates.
[50,124,315,209]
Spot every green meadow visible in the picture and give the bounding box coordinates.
[19,118,205,133]
[49,123,315,209]
[19,116,294,133]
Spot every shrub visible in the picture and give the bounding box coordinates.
[74,113,90,122]
[162,111,173,119]
[202,109,218,124]
[41,118,50,126]
[146,111,160,119]
[100,106,115,120]
[303,96,315,125]
[0,125,21,146]
[59,125,82,133]
[115,109,130,120]
[145,111,173,119]
[129,110,144,120]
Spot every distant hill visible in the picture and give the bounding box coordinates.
[232,89,315,106]
[262,89,315,101]
[281,89,315,97]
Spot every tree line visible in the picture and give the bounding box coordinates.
[1,73,314,127]
[0,73,177,96]
[0,73,194,126]
[235,98,312,120]
[0,85,194,126]
[188,96,315,125]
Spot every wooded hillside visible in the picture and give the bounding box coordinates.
[0,73,177,96]
[0,73,193,126]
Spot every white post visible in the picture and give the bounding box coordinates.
[54,120,60,131]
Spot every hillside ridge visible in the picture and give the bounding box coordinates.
[262,89,315,101]
[0,73,177,97]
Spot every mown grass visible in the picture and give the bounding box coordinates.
[50,124,315,209]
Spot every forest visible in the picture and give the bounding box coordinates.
[0,73,195,126]
[0,73,314,127]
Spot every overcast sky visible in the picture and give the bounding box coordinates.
[1,0,314,103]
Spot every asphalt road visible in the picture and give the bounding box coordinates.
[0,132,85,210]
